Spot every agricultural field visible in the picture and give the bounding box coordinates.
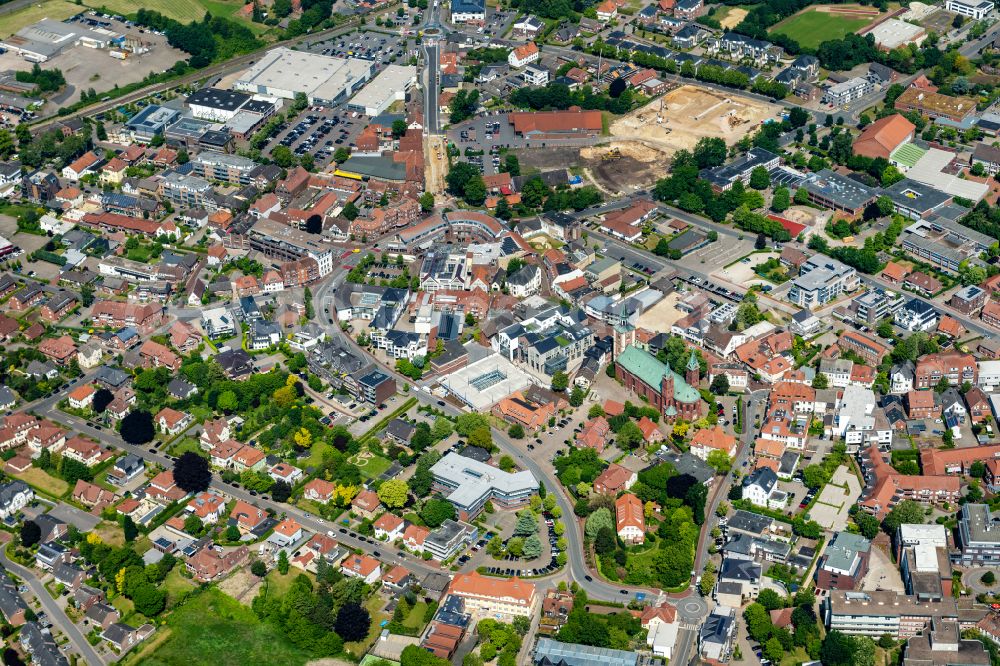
[79,0,269,33]
[770,4,884,49]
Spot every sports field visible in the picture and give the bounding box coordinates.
[770,4,883,49]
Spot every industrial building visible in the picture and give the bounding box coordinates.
[234,47,374,105]
[0,18,121,62]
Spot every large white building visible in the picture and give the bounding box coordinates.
[430,452,536,520]
[235,47,374,105]
[788,254,859,308]
[834,385,892,449]
[946,0,994,19]
[346,65,417,117]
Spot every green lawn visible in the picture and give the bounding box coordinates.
[355,452,392,480]
[300,440,334,470]
[11,468,69,499]
[133,588,313,666]
[168,437,206,459]
[770,7,878,49]
[263,569,314,599]
[402,601,429,630]
[162,568,197,608]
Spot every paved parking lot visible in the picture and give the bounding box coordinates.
[266,107,368,169]
[809,465,861,531]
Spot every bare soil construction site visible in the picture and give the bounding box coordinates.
[610,85,783,157]
[513,85,782,195]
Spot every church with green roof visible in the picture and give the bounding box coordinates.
[614,344,703,421]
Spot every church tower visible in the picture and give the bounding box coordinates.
[612,301,635,360]
[686,350,700,387]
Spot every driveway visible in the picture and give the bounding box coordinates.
[47,503,101,532]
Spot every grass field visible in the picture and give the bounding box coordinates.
[162,568,197,608]
[355,452,392,480]
[770,6,880,49]
[402,601,429,630]
[0,0,81,38]
[11,468,69,498]
[135,588,312,666]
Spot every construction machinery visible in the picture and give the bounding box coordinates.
[602,148,622,161]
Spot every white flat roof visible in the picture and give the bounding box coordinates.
[236,47,372,100]
[349,64,416,112]
[868,18,925,49]
[907,148,990,202]
[439,352,535,410]
[430,452,537,507]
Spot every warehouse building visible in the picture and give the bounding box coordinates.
[0,18,120,62]
[347,65,417,117]
[234,47,374,105]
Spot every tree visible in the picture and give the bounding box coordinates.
[251,560,267,577]
[392,119,408,139]
[706,450,732,475]
[334,147,351,164]
[336,602,371,641]
[514,513,538,536]
[122,515,138,542]
[757,588,783,611]
[744,603,772,642]
[771,186,790,213]
[342,201,359,221]
[20,520,40,547]
[173,451,211,493]
[616,421,645,451]
[522,534,542,559]
[271,480,292,503]
[764,637,784,663]
[699,571,716,596]
[378,479,409,508]
[217,389,238,413]
[419,191,434,213]
[120,410,154,444]
[854,511,880,540]
[401,644,451,666]
[983,571,996,586]
[508,424,525,440]
[277,550,289,574]
[710,375,729,395]
[132,583,166,617]
[585,508,614,540]
[271,145,294,167]
[499,455,516,472]
[183,513,204,535]
[971,461,987,479]
[755,233,767,250]
[551,371,569,393]
[811,372,829,390]
[569,386,586,407]
[749,166,770,190]
[882,499,924,533]
[421,498,456,527]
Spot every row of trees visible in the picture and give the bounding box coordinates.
[134,10,262,68]
[510,82,638,115]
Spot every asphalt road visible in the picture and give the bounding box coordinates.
[0,541,105,666]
